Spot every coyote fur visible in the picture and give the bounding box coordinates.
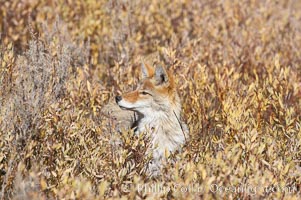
[102,62,189,176]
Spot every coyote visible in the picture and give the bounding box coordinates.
[103,63,189,176]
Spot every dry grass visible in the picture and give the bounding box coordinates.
[0,0,301,199]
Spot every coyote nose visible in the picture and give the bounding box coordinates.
[115,96,122,103]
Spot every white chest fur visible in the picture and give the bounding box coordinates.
[136,111,186,160]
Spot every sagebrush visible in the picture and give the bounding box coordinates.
[0,0,300,199]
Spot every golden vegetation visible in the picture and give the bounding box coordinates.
[1,0,301,199]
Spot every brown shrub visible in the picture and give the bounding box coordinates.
[0,0,301,199]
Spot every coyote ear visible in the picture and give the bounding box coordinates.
[141,62,148,78]
[141,62,154,78]
[155,65,169,85]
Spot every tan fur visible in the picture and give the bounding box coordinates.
[103,63,189,177]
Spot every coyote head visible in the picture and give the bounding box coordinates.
[115,63,180,116]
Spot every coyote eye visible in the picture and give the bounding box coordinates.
[141,91,151,96]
